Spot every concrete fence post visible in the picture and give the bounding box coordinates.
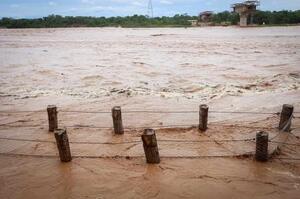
[54,128,72,162]
[255,131,269,162]
[141,129,160,164]
[199,104,208,131]
[47,105,58,132]
[112,106,124,134]
[279,104,294,132]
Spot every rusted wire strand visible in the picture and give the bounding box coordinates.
[59,110,111,114]
[272,157,300,161]
[59,110,282,115]
[0,109,284,115]
[0,137,255,145]
[269,141,300,147]
[0,123,279,130]
[0,152,255,159]
[209,111,279,115]
[269,114,294,141]
[0,110,44,114]
[209,123,275,130]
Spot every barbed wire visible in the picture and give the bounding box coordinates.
[0,124,195,129]
[268,133,281,141]
[269,113,294,141]
[0,110,44,114]
[0,137,255,145]
[272,157,300,161]
[0,123,280,130]
[209,111,279,115]
[0,152,255,159]
[59,110,111,114]
[288,131,299,138]
[269,141,300,147]
[0,108,299,161]
[0,109,286,115]
[0,124,44,128]
[209,123,275,130]
[2,152,300,160]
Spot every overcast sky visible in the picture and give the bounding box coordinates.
[1,0,300,18]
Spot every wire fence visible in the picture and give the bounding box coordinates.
[1,152,300,161]
[0,137,256,145]
[0,153,256,159]
[0,109,288,115]
[0,106,299,161]
[0,123,282,130]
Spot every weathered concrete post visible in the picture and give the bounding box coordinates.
[279,104,294,132]
[112,106,124,134]
[47,105,58,132]
[54,128,72,162]
[255,131,269,162]
[141,129,160,164]
[199,104,208,131]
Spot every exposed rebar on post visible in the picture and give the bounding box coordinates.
[112,106,124,134]
[47,105,57,132]
[54,128,72,162]
[279,104,294,132]
[199,104,208,131]
[141,129,160,164]
[255,131,269,162]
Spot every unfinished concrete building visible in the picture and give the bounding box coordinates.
[198,11,213,26]
[232,1,260,27]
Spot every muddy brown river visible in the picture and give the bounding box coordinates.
[0,27,300,198]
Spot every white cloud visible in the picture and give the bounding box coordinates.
[132,1,144,7]
[48,1,57,6]
[160,0,173,5]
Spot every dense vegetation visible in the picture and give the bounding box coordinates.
[0,10,299,28]
[211,10,300,25]
[0,14,194,28]
[253,10,300,24]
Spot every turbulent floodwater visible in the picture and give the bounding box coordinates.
[0,27,300,111]
[0,27,300,199]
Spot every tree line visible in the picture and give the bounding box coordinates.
[0,10,299,28]
[212,10,300,25]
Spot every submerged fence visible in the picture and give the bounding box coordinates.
[0,104,299,163]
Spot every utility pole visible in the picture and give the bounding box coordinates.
[148,0,154,18]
